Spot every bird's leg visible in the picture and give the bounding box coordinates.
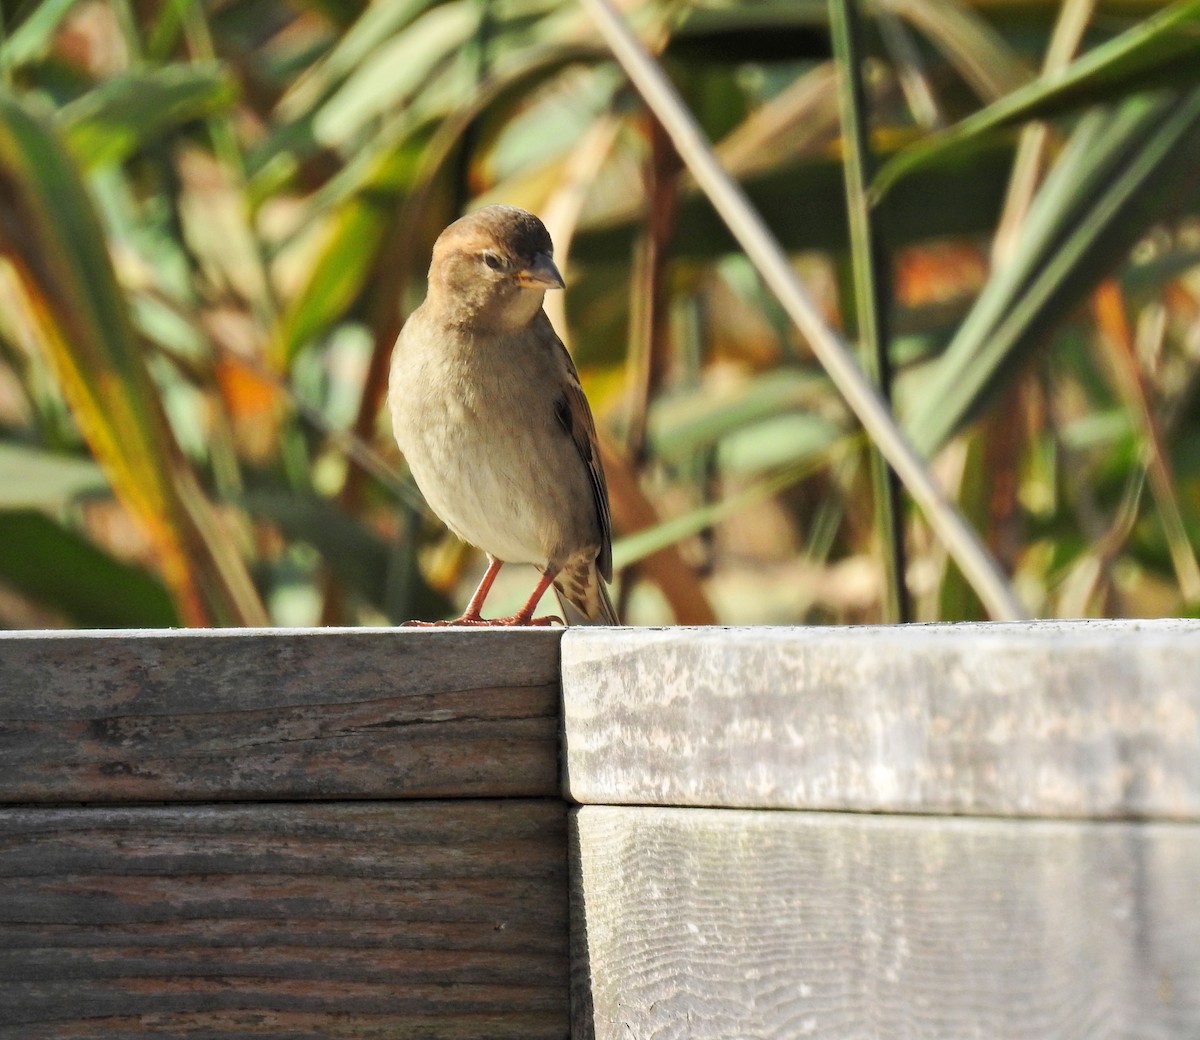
[402,557,505,627]
[401,559,563,627]
[489,568,563,627]
[458,556,504,622]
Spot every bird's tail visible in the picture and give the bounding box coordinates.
[553,560,620,625]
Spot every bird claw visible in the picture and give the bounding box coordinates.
[400,614,564,628]
[401,616,487,627]
[490,613,564,627]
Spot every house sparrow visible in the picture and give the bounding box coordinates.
[389,205,619,626]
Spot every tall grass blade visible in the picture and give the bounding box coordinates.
[882,0,1031,102]
[1091,279,1200,601]
[0,94,266,625]
[59,64,239,170]
[0,0,77,70]
[0,509,178,627]
[875,0,1200,199]
[907,88,1200,456]
[830,0,910,622]
[582,0,1027,620]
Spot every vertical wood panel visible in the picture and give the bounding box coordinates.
[571,805,1200,1040]
[0,800,568,1038]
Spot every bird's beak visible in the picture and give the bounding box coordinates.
[516,252,565,290]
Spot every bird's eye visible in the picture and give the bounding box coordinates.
[483,252,504,271]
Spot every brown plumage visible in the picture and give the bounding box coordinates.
[388,204,619,626]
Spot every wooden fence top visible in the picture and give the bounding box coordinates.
[0,627,563,803]
[560,619,1200,819]
[4,620,1198,818]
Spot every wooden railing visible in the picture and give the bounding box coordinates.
[2,620,1197,1038]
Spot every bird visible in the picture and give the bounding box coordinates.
[388,204,619,626]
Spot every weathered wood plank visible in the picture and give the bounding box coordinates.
[571,805,1200,1040]
[561,620,1200,817]
[0,628,562,802]
[0,799,568,1038]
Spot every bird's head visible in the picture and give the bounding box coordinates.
[426,205,565,332]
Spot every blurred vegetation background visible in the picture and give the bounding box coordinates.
[1,0,1199,628]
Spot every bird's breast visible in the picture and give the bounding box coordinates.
[388,325,590,566]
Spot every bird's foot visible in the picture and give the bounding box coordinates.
[400,615,487,627]
[400,613,563,627]
[487,612,564,627]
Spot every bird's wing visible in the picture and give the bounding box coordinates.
[547,323,613,583]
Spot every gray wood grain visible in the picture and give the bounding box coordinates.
[571,804,1200,1040]
[0,799,567,1038]
[0,627,562,802]
[561,620,1200,817]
